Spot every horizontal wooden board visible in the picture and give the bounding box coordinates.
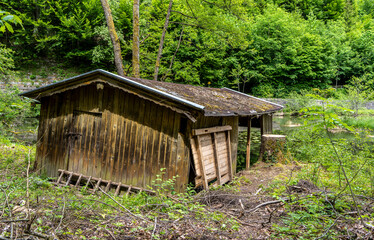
[192,125,232,136]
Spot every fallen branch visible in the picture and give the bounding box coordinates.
[246,198,288,213]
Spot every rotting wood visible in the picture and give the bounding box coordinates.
[246,117,252,170]
[191,126,233,189]
[56,169,154,195]
[193,126,232,136]
[193,136,209,189]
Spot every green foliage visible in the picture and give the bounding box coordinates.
[1,0,374,96]
[0,87,39,133]
[0,10,22,33]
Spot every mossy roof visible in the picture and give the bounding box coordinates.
[21,69,283,117]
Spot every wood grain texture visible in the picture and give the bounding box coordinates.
[35,80,242,193]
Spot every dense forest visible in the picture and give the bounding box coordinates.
[1,0,374,97]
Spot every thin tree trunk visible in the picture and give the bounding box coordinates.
[132,0,140,78]
[154,0,173,81]
[161,27,184,81]
[100,0,124,76]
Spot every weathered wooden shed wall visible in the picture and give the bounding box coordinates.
[191,116,239,173]
[36,82,191,191]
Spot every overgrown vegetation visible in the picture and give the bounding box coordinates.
[1,0,374,96]
[1,0,374,238]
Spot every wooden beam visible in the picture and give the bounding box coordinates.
[192,125,232,136]
[246,117,252,170]
[212,133,222,185]
[195,136,209,190]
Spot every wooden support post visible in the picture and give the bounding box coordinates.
[115,182,121,196]
[246,117,252,170]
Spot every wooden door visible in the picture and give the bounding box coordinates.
[66,110,102,177]
[190,126,233,190]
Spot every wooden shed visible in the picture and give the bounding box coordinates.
[21,69,282,192]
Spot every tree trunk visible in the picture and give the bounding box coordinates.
[161,27,184,81]
[132,0,140,78]
[154,0,173,81]
[100,0,124,76]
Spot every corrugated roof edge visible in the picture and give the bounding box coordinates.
[222,88,284,110]
[19,69,205,111]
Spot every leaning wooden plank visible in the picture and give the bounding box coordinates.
[226,131,233,181]
[190,138,201,178]
[195,135,209,190]
[192,126,232,136]
[212,133,222,185]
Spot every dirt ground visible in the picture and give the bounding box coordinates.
[196,162,300,239]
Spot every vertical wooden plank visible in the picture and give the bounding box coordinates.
[226,131,233,180]
[51,94,62,176]
[158,107,169,180]
[91,85,103,177]
[246,117,252,170]
[103,87,115,180]
[80,90,91,175]
[52,93,64,174]
[107,88,120,181]
[75,87,86,174]
[176,133,185,192]
[141,100,152,187]
[113,90,125,182]
[80,85,94,176]
[149,104,163,187]
[164,108,174,180]
[98,85,110,179]
[58,91,71,172]
[119,92,130,184]
[35,98,47,174]
[195,135,208,190]
[45,95,56,176]
[133,97,146,186]
[64,89,76,172]
[122,92,134,184]
[126,94,139,185]
[169,112,180,188]
[83,86,94,176]
[212,132,222,185]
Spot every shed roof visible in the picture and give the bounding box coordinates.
[20,69,283,117]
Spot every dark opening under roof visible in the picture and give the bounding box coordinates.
[20,69,283,117]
